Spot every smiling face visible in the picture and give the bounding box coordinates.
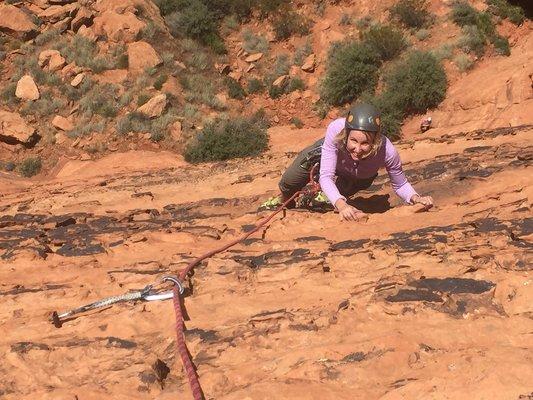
[345,129,375,160]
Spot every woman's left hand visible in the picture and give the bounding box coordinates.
[411,194,434,208]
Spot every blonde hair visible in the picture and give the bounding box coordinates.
[334,128,383,158]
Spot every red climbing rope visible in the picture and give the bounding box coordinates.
[171,165,320,400]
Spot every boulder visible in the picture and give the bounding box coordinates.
[52,115,74,131]
[245,53,263,63]
[127,41,162,74]
[272,75,289,88]
[0,4,37,39]
[38,4,78,23]
[78,24,97,41]
[71,7,94,32]
[15,75,40,101]
[137,94,167,118]
[0,110,37,145]
[38,49,66,72]
[93,10,146,42]
[301,54,316,73]
[169,120,182,141]
[70,73,85,87]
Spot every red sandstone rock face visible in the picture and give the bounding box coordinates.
[0,125,531,399]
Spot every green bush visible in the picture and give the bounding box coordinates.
[390,0,432,29]
[18,157,42,177]
[184,116,268,163]
[384,50,447,115]
[242,29,269,54]
[415,29,431,41]
[225,77,246,99]
[0,82,18,106]
[360,23,407,62]
[154,74,168,90]
[486,0,525,25]
[290,117,304,128]
[247,78,264,94]
[79,84,119,118]
[453,53,474,72]
[492,34,510,56]
[431,42,455,61]
[164,0,226,53]
[450,1,479,26]
[293,39,313,66]
[287,77,306,93]
[339,13,354,25]
[320,41,381,106]
[272,11,311,41]
[54,35,118,73]
[458,25,486,56]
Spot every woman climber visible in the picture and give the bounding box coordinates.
[261,103,434,221]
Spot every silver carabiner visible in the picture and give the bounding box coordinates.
[162,275,185,295]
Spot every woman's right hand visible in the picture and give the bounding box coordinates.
[335,200,367,221]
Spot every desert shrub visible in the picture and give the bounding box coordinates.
[20,92,65,117]
[453,53,474,71]
[79,84,119,118]
[458,25,486,56]
[18,157,42,177]
[68,121,106,137]
[268,84,285,99]
[257,0,284,16]
[415,29,431,41]
[59,77,93,102]
[431,42,455,61]
[355,16,374,30]
[293,39,313,66]
[137,93,151,106]
[287,77,306,93]
[154,74,168,90]
[384,50,447,115]
[320,40,381,106]
[164,1,226,53]
[450,1,479,26]
[225,77,246,99]
[242,29,269,54]
[186,51,211,71]
[290,117,304,128]
[486,0,525,25]
[138,21,161,40]
[390,0,432,29]
[0,82,19,106]
[247,78,264,94]
[181,74,225,110]
[116,112,152,135]
[339,13,354,25]
[272,11,311,41]
[360,23,408,62]
[34,29,60,46]
[492,34,510,55]
[184,115,268,163]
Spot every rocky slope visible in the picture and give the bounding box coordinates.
[0,120,531,399]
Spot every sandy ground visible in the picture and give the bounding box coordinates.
[0,124,532,399]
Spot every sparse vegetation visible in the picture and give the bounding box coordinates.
[154,74,168,90]
[242,29,269,54]
[390,0,433,29]
[79,84,119,118]
[431,43,455,61]
[287,77,306,93]
[360,23,408,62]
[451,1,512,58]
[320,40,381,106]
[453,53,474,72]
[184,115,269,163]
[225,77,246,99]
[290,116,304,128]
[272,10,311,41]
[486,0,525,25]
[247,78,264,94]
[339,13,354,26]
[18,157,42,177]
[293,39,313,66]
[415,29,431,41]
[20,92,65,117]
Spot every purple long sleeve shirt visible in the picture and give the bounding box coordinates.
[319,118,418,206]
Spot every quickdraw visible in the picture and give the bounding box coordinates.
[49,164,321,400]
